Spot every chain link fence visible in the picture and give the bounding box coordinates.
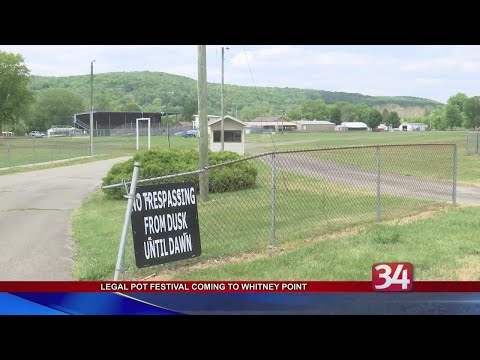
[110,143,456,280]
[466,131,480,155]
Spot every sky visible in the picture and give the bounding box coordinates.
[2,45,480,104]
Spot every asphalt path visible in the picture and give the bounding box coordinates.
[0,157,130,280]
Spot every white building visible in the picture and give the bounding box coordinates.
[340,122,369,131]
[399,123,428,131]
[208,115,246,155]
[293,120,335,132]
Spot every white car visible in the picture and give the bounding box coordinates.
[29,131,45,138]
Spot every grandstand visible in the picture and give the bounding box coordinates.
[73,111,180,136]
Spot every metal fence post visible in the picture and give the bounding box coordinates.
[32,138,36,165]
[271,152,277,248]
[453,144,457,207]
[376,145,381,222]
[7,147,11,167]
[114,162,142,281]
[466,132,470,155]
[477,133,479,155]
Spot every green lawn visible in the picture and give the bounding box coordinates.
[72,160,445,280]
[173,206,480,281]
[0,135,198,168]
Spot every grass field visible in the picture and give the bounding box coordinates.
[171,206,480,281]
[0,135,198,169]
[72,160,445,280]
[3,130,478,184]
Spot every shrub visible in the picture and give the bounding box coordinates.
[102,148,258,199]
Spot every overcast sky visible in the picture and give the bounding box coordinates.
[2,45,480,104]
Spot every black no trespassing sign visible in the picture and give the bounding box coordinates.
[130,182,201,268]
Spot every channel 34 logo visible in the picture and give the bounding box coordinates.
[372,263,413,292]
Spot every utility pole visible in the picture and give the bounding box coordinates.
[90,60,95,155]
[166,91,174,148]
[221,46,229,151]
[198,45,209,201]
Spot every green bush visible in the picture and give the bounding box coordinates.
[102,148,258,199]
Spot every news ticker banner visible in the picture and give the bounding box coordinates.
[4,282,480,315]
[4,280,480,293]
[4,263,480,314]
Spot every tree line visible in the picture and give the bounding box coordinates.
[401,93,480,130]
[3,50,475,134]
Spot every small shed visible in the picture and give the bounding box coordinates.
[293,120,335,132]
[208,115,246,155]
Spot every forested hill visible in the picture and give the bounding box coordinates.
[30,71,441,120]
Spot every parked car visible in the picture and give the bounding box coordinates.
[29,131,45,138]
[174,129,198,138]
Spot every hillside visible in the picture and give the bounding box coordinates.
[30,71,441,120]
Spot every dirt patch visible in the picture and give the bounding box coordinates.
[388,205,452,225]
[456,255,480,280]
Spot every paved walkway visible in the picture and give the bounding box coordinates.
[0,157,130,280]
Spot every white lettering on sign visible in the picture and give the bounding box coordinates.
[132,193,143,212]
[144,233,191,259]
[134,187,196,212]
[168,233,192,255]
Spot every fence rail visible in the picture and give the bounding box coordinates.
[104,143,457,280]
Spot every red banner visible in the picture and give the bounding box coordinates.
[1,281,480,292]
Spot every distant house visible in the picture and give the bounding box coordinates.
[399,123,428,131]
[245,121,297,133]
[293,120,335,132]
[208,115,247,155]
[341,122,368,131]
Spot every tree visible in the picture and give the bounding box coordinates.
[340,103,359,122]
[428,106,447,130]
[445,103,463,130]
[182,97,197,123]
[367,109,383,129]
[142,97,163,112]
[117,102,142,112]
[355,103,371,122]
[329,104,342,125]
[300,99,329,120]
[29,89,84,131]
[94,93,115,111]
[447,92,468,112]
[381,109,389,121]
[385,111,401,128]
[462,96,480,129]
[286,105,302,120]
[0,51,34,132]
[240,103,274,121]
